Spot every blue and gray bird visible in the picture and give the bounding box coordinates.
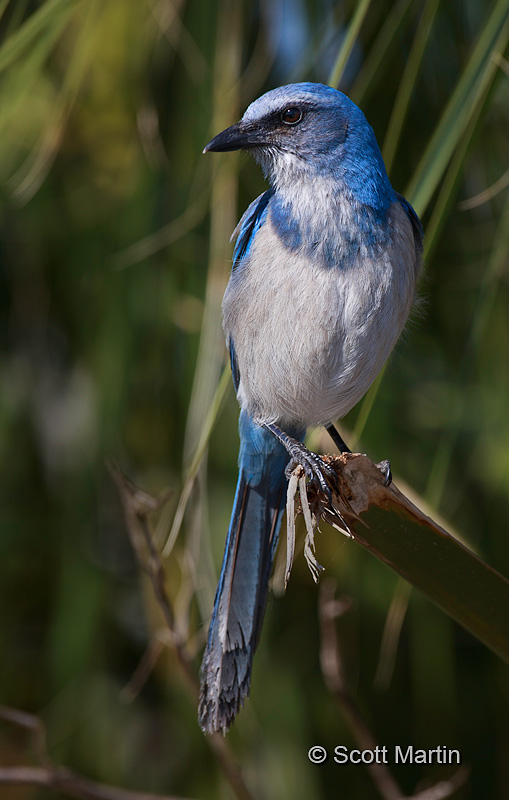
[199,83,422,734]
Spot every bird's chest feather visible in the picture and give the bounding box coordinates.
[222,200,417,426]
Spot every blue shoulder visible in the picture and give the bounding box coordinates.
[231,189,273,267]
[395,192,423,252]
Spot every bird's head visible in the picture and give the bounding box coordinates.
[204,83,391,205]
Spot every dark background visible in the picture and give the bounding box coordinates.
[1,0,508,798]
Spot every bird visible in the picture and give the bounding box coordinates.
[198,82,422,734]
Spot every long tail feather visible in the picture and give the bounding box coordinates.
[199,411,300,734]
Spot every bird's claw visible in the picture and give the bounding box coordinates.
[376,459,392,486]
[284,441,337,504]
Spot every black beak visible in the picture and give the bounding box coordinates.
[203,121,266,154]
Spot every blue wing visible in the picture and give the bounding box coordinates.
[228,189,273,393]
[395,191,423,252]
[231,188,273,267]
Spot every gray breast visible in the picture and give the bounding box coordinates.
[223,201,419,428]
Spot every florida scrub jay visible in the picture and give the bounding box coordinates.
[198,83,423,734]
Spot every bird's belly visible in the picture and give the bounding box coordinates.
[223,219,416,428]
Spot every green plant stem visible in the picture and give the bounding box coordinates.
[328,0,373,88]
[382,0,441,175]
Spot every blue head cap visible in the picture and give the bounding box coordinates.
[205,82,394,212]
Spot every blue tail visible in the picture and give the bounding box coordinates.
[199,411,302,733]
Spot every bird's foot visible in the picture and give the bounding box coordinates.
[263,422,337,502]
[283,440,337,503]
[376,459,392,487]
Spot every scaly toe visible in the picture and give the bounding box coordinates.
[285,445,336,504]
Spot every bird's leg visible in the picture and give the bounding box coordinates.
[326,424,392,487]
[325,424,350,454]
[263,423,337,500]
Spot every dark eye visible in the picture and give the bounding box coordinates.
[281,107,303,125]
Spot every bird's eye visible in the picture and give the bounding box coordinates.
[281,107,303,125]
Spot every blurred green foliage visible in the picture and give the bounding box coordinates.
[1,1,509,798]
